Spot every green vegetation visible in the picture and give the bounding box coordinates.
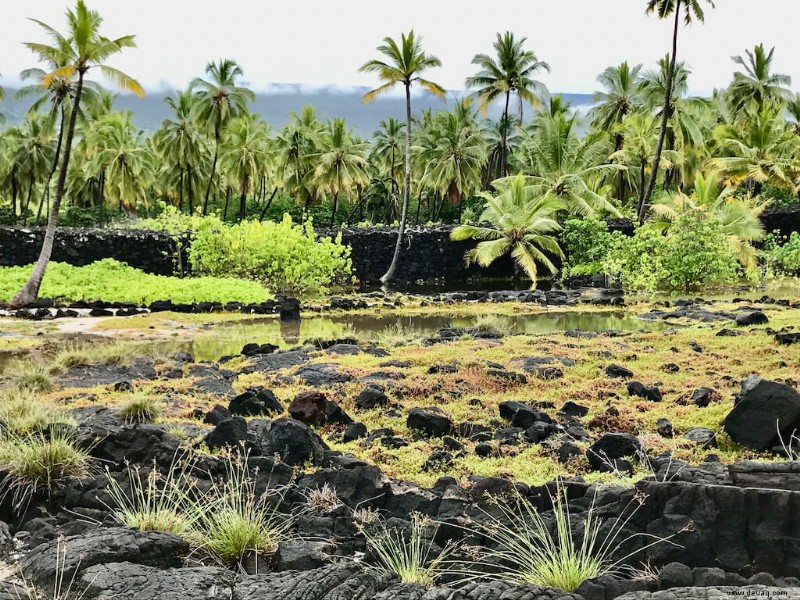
[360,515,454,587]
[561,218,613,278]
[0,259,271,304]
[188,214,352,296]
[118,394,163,424]
[765,232,800,275]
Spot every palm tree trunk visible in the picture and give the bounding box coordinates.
[179,167,185,213]
[203,131,219,215]
[238,176,248,222]
[187,164,194,214]
[380,81,413,285]
[501,90,511,177]
[10,70,85,308]
[259,187,278,221]
[23,180,34,220]
[223,187,230,221]
[414,190,422,226]
[638,0,681,224]
[330,191,339,228]
[37,106,66,226]
[10,170,18,225]
[638,159,647,207]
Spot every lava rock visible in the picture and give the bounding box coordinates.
[657,418,674,438]
[203,404,231,425]
[735,311,769,326]
[407,407,453,437]
[606,364,634,378]
[250,417,329,466]
[324,400,353,425]
[342,422,367,442]
[627,381,663,402]
[289,390,328,425]
[203,416,248,451]
[560,401,589,418]
[684,427,717,447]
[659,562,694,589]
[690,387,720,408]
[229,389,283,417]
[724,376,800,451]
[355,387,389,410]
[587,432,642,471]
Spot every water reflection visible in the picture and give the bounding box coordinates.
[173,311,663,362]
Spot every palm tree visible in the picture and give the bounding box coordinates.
[220,115,271,222]
[708,104,800,195]
[372,117,405,197]
[313,118,369,227]
[609,112,670,207]
[640,0,715,224]
[466,32,549,176]
[11,0,143,308]
[190,59,254,214]
[87,110,152,216]
[590,62,643,152]
[787,94,800,137]
[519,113,622,216]
[14,115,57,221]
[728,44,792,115]
[650,170,768,268]
[275,106,324,217]
[154,90,207,213]
[450,174,564,287]
[360,30,445,285]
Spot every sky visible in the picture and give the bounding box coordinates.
[0,0,798,97]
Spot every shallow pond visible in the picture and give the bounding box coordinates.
[172,310,664,362]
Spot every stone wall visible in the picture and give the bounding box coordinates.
[0,207,798,284]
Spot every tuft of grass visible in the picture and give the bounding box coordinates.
[472,314,514,337]
[359,514,456,588]
[118,395,163,424]
[193,453,293,568]
[7,361,53,393]
[0,430,91,510]
[0,390,66,434]
[51,341,142,372]
[304,483,341,514]
[104,459,199,537]
[464,479,677,592]
[371,323,425,348]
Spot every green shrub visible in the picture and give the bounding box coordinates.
[604,213,741,292]
[188,214,352,297]
[764,231,800,275]
[0,259,271,305]
[561,218,613,277]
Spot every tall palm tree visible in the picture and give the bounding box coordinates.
[154,90,207,213]
[220,115,271,222]
[275,105,324,217]
[466,32,549,176]
[190,59,254,214]
[590,62,643,152]
[313,118,368,227]
[14,115,56,221]
[11,0,143,308]
[640,0,715,224]
[787,94,800,137]
[450,174,564,287]
[360,30,445,285]
[728,44,792,115]
[372,117,405,197]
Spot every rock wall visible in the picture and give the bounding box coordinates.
[1,207,798,283]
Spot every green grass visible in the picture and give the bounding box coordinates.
[0,259,272,305]
[0,430,91,510]
[359,514,455,587]
[5,360,54,392]
[118,394,163,424]
[0,389,72,434]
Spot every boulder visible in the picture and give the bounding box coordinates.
[355,387,389,410]
[606,364,634,378]
[279,297,301,322]
[289,390,328,425]
[203,404,231,425]
[735,311,769,326]
[587,433,642,471]
[250,418,329,466]
[689,387,720,408]
[342,422,367,442]
[684,427,716,447]
[324,400,353,425]
[80,563,234,600]
[294,364,352,387]
[656,418,674,438]
[407,407,453,437]
[658,562,694,589]
[229,389,283,417]
[203,416,249,451]
[560,401,589,418]
[724,376,800,451]
[627,381,663,402]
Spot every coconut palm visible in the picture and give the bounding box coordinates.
[640,0,715,223]
[87,110,152,216]
[728,44,792,115]
[590,62,643,152]
[708,104,800,195]
[14,115,57,221]
[153,90,207,213]
[11,0,143,308]
[650,170,768,267]
[275,106,325,217]
[220,115,271,222]
[190,59,254,214]
[313,118,369,227]
[372,117,406,195]
[466,32,549,176]
[360,30,445,285]
[787,94,800,137]
[451,174,564,287]
[518,113,622,217]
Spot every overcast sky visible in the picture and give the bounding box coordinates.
[0,0,798,97]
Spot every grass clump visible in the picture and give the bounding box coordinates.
[465,480,674,592]
[193,453,292,567]
[371,323,425,348]
[360,514,455,588]
[6,361,54,393]
[304,483,341,514]
[118,395,163,424]
[0,390,64,434]
[0,259,272,305]
[105,459,199,537]
[51,341,141,372]
[0,430,91,510]
[472,314,514,337]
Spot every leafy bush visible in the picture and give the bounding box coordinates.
[760,184,800,210]
[0,259,271,305]
[189,214,352,297]
[604,212,742,292]
[561,218,613,277]
[764,231,800,275]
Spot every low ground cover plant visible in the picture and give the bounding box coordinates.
[0,259,271,305]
